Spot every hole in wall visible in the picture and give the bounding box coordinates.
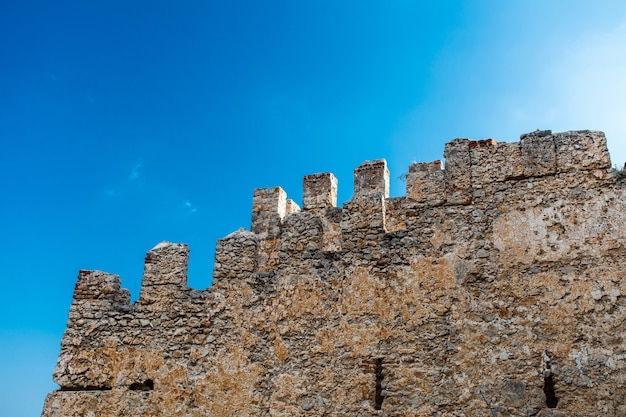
[129,379,154,391]
[374,358,385,410]
[543,374,558,408]
[542,354,558,409]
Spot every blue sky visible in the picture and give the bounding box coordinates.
[2,1,626,415]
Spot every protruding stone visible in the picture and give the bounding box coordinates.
[353,159,389,199]
[214,229,259,279]
[251,187,287,239]
[303,172,338,210]
[521,132,556,177]
[72,270,130,306]
[554,130,611,172]
[139,242,189,304]
[406,160,445,205]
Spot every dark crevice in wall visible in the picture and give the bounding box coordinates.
[129,379,154,391]
[60,385,112,391]
[374,358,385,410]
[544,374,558,408]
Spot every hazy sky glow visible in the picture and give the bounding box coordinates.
[1,2,626,415]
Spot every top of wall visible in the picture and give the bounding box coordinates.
[69,129,616,310]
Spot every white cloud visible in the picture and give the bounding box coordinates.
[129,161,142,180]
[184,200,198,215]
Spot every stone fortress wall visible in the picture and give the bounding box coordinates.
[42,130,626,416]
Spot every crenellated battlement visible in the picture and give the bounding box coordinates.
[44,129,626,417]
[66,129,615,311]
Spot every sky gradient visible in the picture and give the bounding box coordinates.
[2,1,626,415]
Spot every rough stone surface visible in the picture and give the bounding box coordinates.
[443,139,472,205]
[353,159,390,199]
[43,130,626,417]
[406,160,445,205]
[303,172,338,210]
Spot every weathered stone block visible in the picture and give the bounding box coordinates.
[470,140,524,185]
[496,141,525,180]
[251,186,287,239]
[138,242,188,304]
[214,229,259,279]
[406,160,445,205]
[554,130,611,172]
[353,159,389,199]
[303,172,338,210]
[520,130,556,177]
[73,270,130,304]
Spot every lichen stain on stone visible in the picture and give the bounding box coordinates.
[494,196,626,266]
[193,347,262,416]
